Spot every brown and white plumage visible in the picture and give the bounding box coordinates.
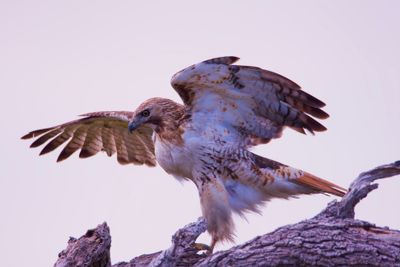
[22,57,346,252]
[22,111,156,166]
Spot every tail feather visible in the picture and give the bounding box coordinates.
[251,153,347,198]
[294,172,347,197]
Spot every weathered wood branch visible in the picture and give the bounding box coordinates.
[54,161,400,267]
[54,223,111,267]
[337,160,400,219]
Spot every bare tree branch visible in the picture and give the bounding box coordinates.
[54,223,111,267]
[54,161,400,267]
[337,160,400,219]
[148,218,208,267]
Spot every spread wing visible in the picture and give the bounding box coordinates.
[171,56,328,147]
[21,111,156,166]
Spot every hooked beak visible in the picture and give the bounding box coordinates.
[128,119,141,133]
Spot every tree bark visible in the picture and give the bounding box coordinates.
[54,223,111,267]
[54,161,400,267]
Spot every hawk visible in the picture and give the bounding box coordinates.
[22,56,346,252]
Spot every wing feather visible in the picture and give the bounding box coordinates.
[21,127,56,140]
[79,125,103,158]
[113,128,130,165]
[30,129,63,148]
[40,128,77,155]
[101,126,117,157]
[22,111,156,166]
[171,57,329,147]
[58,126,88,162]
[123,132,153,165]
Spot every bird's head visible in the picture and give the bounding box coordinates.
[128,97,184,133]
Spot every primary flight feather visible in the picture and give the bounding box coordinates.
[22,56,346,252]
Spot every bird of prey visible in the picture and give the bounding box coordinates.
[22,56,346,252]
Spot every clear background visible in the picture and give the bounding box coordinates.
[1,1,399,266]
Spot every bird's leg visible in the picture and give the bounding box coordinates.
[209,236,217,255]
[191,172,233,255]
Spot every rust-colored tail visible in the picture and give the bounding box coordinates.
[294,172,347,197]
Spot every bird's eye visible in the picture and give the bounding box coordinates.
[141,109,150,117]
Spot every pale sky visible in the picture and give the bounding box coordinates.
[1,1,399,266]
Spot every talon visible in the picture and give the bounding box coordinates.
[192,242,212,255]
